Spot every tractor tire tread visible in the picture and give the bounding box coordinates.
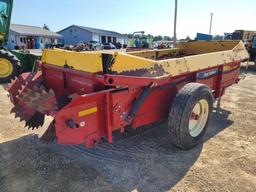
[0,49,21,83]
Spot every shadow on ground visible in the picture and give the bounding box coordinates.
[0,109,233,192]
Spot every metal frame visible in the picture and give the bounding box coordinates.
[38,61,241,147]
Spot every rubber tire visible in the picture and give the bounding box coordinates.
[168,83,213,150]
[0,50,20,83]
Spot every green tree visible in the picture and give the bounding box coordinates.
[153,35,163,41]
[126,33,133,39]
[43,24,50,31]
[163,36,172,41]
[147,34,154,39]
[185,36,191,41]
[213,35,224,40]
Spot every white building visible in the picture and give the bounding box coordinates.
[7,24,63,50]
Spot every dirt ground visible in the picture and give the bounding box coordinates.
[0,65,255,192]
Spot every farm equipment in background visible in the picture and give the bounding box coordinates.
[153,41,173,49]
[63,41,104,52]
[126,31,150,52]
[63,42,92,52]
[229,30,256,41]
[7,40,248,150]
[0,0,41,83]
[224,30,256,65]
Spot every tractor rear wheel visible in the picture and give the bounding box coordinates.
[168,83,213,150]
[0,50,20,83]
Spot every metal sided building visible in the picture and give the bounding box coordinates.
[58,25,128,46]
[7,24,63,50]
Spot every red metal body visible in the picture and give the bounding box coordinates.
[34,60,241,148]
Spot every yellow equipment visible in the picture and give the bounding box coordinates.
[41,40,248,77]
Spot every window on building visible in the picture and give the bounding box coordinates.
[20,37,27,44]
[107,36,112,43]
[113,37,117,44]
[101,36,106,43]
[70,29,73,34]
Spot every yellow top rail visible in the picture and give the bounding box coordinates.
[41,41,249,77]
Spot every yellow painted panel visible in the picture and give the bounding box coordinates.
[128,48,184,60]
[111,52,155,73]
[78,107,98,117]
[156,41,249,77]
[223,65,238,72]
[42,49,103,73]
[40,41,249,78]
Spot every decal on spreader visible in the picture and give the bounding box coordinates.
[197,69,218,79]
[78,107,98,117]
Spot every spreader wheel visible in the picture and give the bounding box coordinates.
[0,50,20,83]
[168,83,213,150]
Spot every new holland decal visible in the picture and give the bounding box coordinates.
[196,69,218,79]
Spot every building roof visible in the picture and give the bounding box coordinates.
[10,24,62,38]
[58,25,124,37]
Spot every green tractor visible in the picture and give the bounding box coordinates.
[126,31,150,52]
[0,0,40,83]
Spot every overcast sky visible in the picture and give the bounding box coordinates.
[11,0,256,38]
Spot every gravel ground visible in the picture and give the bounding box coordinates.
[0,65,255,192]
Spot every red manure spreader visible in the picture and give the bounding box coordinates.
[7,41,249,150]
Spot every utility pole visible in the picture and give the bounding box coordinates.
[173,0,178,46]
[209,12,213,35]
